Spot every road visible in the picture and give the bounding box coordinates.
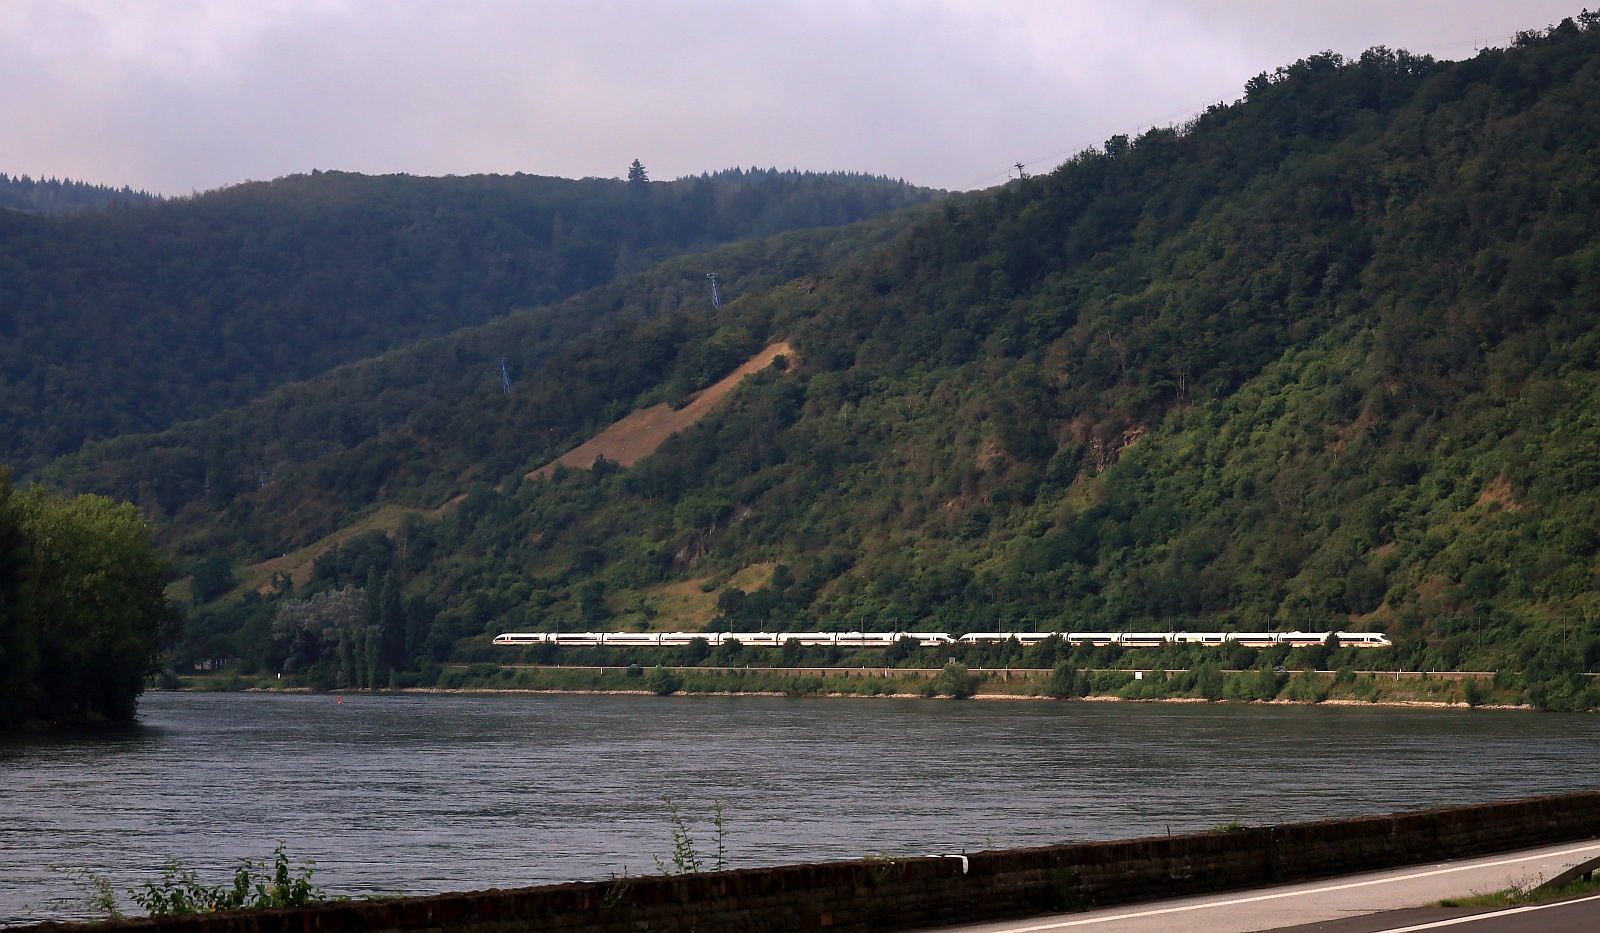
[914,840,1600,933]
[1268,894,1600,931]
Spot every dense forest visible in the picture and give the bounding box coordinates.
[35,17,1600,708]
[0,167,936,472]
[0,471,175,728]
[45,205,928,543]
[0,173,159,213]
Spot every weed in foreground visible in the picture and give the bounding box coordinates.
[30,868,127,922]
[653,797,728,875]
[131,843,326,916]
[1435,871,1600,909]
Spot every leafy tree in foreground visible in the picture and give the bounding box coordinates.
[0,477,175,726]
[0,472,35,722]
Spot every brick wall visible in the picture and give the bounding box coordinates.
[20,791,1600,933]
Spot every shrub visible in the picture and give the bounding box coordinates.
[1088,670,1135,693]
[784,676,825,697]
[932,662,978,699]
[1282,671,1330,703]
[1118,672,1170,700]
[1046,662,1083,699]
[1225,668,1288,702]
[646,665,683,696]
[1193,663,1225,701]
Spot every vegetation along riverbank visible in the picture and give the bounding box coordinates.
[176,651,1540,710]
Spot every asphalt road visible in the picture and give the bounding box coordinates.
[915,840,1600,933]
[1266,893,1600,931]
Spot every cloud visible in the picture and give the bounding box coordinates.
[0,0,1581,192]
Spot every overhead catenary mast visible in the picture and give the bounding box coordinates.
[706,272,722,309]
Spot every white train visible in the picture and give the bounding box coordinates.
[492,630,1392,648]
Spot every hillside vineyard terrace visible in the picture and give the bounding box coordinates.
[492,631,1393,648]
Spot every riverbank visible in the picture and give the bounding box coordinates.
[175,663,1536,709]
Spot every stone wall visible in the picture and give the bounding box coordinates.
[21,791,1600,933]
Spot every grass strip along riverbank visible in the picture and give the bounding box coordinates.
[181,660,1531,708]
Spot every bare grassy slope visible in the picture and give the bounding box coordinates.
[528,342,793,477]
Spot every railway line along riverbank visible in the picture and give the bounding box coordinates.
[176,664,1536,709]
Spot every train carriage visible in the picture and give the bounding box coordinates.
[492,633,553,645]
[1067,632,1121,646]
[657,633,708,647]
[600,633,664,647]
[1277,631,1333,647]
[834,632,901,647]
[1170,632,1229,646]
[1334,632,1392,647]
[550,633,605,646]
[1225,633,1279,648]
[782,632,840,647]
[957,632,1008,645]
[1117,632,1173,648]
[1013,632,1060,646]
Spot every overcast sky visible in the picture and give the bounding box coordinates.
[0,0,1583,194]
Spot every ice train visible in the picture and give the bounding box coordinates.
[492,630,1392,649]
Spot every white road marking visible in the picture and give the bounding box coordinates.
[978,841,1600,932]
[1368,891,1600,931]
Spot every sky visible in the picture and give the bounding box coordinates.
[0,1,1585,194]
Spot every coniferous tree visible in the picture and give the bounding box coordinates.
[338,629,357,690]
[377,573,406,670]
[362,627,381,691]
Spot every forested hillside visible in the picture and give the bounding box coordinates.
[43,16,1600,697]
[0,167,935,472]
[45,206,925,546]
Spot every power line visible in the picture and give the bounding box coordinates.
[963,85,1243,190]
[706,272,722,309]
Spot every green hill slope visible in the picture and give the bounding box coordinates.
[50,17,1600,701]
[44,205,930,547]
[0,167,936,472]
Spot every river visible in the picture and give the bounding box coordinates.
[3,691,1598,925]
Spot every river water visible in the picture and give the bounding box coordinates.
[3,691,1599,925]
